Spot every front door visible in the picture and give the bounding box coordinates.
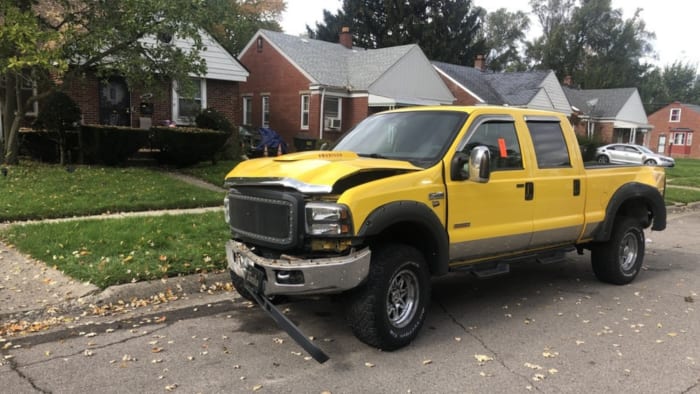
[445,115,534,265]
[99,77,131,126]
[658,135,667,154]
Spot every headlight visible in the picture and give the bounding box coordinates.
[305,202,352,236]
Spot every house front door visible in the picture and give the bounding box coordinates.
[658,135,666,154]
[99,77,131,126]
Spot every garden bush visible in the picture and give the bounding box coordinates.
[150,126,230,167]
[80,125,150,165]
[20,130,80,163]
[31,91,82,164]
[195,108,240,161]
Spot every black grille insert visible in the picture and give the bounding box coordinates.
[227,188,300,248]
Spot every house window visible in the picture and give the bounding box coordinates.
[300,95,310,129]
[670,108,681,122]
[323,96,342,130]
[20,75,38,117]
[261,95,270,128]
[673,132,685,146]
[687,133,693,146]
[242,96,252,126]
[174,78,206,124]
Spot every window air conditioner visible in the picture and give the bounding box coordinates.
[325,117,341,129]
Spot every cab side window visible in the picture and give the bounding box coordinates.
[526,120,571,168]
[463,121,523,171]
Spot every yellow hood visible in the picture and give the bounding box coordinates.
[224,151,421,193]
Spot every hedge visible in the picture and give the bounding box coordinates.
[150,126,230,167]
[80,125,150,165]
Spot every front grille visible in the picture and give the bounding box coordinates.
[227,187,300,249]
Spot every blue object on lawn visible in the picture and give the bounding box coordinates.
[253,127,288,156]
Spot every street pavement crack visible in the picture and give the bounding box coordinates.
[6,355,51,394]
[681,377,700,394]
[435,298,541,392]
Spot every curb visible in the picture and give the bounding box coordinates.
[78,271,232,306]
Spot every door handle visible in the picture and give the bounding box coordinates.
[573,179,581,196]
[516,183,534,200]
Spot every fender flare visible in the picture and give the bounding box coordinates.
[357,201,450,276]
[594,182,666,242]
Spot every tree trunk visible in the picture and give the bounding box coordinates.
[2,73,21,165]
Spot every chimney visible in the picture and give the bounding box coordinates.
[339,26,352,49]
[474,55,485,71]
[563,75,573,87]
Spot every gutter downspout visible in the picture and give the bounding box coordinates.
[319,87,326,141]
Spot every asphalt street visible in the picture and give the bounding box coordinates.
[1,210,698,393]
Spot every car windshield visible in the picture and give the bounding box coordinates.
[637,145,654,154]
[332,111,467,167]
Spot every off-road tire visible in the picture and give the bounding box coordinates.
[346,244,431,350]
[591,217,645,285]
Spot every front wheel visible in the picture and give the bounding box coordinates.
[591,217,645,285]
[346,244,431,350]
[597,155,610,164]
[644,159,656,165]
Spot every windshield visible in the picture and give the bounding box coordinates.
[637,145,654,154]
[333,111,467,167]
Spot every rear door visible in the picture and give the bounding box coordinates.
[522,116,585,247]
[445,114,534,264]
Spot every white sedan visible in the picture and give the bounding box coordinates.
[595,144,675,167]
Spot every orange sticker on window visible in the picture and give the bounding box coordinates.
[498,138,507,158]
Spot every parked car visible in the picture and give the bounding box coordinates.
[595,144,675,167]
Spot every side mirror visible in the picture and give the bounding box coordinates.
[450,152,469,181]
[469,146,491,183]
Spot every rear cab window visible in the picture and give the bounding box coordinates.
[525,119,572,168]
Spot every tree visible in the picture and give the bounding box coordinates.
[482,8,530,71]
[0,0,229,164]
[307,0,487,66]
[208,0,286,56]
[527,0,654,88]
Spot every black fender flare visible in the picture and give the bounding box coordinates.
[356,201,450,276]
[594,182,666,242]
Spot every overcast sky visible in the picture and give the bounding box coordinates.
[280,0,698,68]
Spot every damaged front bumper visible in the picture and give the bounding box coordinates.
[226,240,371,296]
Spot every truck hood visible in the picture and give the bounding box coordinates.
[224,151,421,194]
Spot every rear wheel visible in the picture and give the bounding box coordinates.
[597,155,610,164]
[591,217,645,284]
[346,244,431,350]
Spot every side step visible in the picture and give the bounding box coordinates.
[472,262,510,278]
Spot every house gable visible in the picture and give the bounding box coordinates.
[368,46,455,106]
[616,90,650,126]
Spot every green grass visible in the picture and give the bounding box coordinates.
[0,162,225,221]
[666,158,700,187]
[665,187,700,205]
[0,212,228,289]
[178,160,239,187]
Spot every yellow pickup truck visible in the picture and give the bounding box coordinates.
[223,106,666,357]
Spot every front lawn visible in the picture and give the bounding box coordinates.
[0,162,225,221]
[178,160,239,187]
[1,212,228,289]
[666,158,700,187]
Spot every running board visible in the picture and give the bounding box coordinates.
[472,262,510,278]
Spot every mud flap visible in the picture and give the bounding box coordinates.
[246,281,330,364]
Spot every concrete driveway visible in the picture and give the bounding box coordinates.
[1,210,698,393]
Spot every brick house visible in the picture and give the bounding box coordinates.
[237,28,455,146]
[60,31,248,129]
[647,102,700,158]
[563,87,651,145]
[432,59,571,115]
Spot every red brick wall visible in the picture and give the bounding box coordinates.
[437,74,480,105]
[647,103,700,158]
[239,36,314,145]
[239,35,370,147]
[63,73,100,125]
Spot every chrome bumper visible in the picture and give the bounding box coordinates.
[226,240,371,296]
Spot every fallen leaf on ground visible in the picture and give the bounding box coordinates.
[474,354,493,363]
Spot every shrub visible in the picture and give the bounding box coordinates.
[20,130,79,163]
[577,134,604,162]
[150,126,230,167]
[80,125,150,165]
[195,108,240,161]
[32,91,81,165]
